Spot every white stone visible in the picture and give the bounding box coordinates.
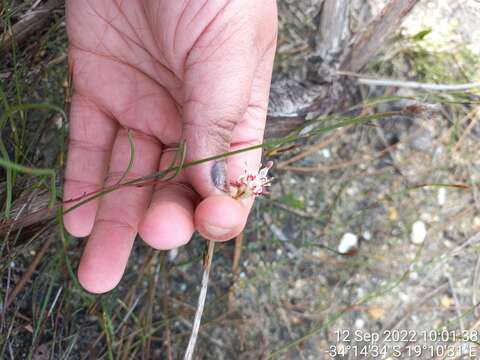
[338,233,359,254]
[362,231,372,241]
[321,148,331,158]
[438,188,447,205]
[409,272,419,280]
[355,318,365,329]
[399,293,410,303]
[411,221,427,245]
[168,248,178,262]
[346,187,357,196]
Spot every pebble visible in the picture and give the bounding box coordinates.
[321,148,331,158]
[54,114,63,129]
[399,293,410,303]
[437,188,447,205]
[362,231,372,241]
[368,307,385,320]
[474,217,480,228]
[168,248,178,262]
[270,224,289,242]
[346,187,357,196]
[440,296,453,308]
[411,221,427,245]
[338,233,359,254]
[411,129,433,150]
[355,318,365,329]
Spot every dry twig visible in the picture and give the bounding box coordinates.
[0,0,62,52]
[4,233,54,309]
[341,0,420,72]
[184,240,215,360]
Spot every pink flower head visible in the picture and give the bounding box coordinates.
[230,161,274,199]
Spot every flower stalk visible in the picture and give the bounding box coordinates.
[184,162,274,360]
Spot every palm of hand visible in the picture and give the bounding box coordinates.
[64,0,277,293]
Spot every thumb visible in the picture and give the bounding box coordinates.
[182,23,260,197]
[179,2,277,241]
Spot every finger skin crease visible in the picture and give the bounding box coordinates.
[154,182,199,201]
[70,45,179,99]
[94,218,136,233]
[183,122,232,148]
[181,0,231,74]
[68,138,112,153]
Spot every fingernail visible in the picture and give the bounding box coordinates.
[204,223,232,237]
[211,160,228,192]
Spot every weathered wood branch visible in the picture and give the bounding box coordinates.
[0,0,63,53]
[265,0,420,138]
[317,0,350,62]
[341,0,420,72]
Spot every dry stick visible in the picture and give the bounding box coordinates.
[232,232,243,276]
[277,128,346,168]
[0,0,63,53]
[161,261,174,360]
[4,233,54,309]
[378,283,449,355]
[453,107,480,151]
[143,255,160,360]
[447,274,465,333]
[354,77,480,92]
[279,128,422,173]
[184,240,215,360]
[228,232,244,311]
[473,253,480,318]
[341,0,420,72]
[269,201,315,219]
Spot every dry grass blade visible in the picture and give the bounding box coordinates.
[184,240,215,360]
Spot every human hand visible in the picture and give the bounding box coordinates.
[63,0,278,293]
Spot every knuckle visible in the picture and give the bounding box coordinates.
[183,98,244,147]
[184,119,233,149]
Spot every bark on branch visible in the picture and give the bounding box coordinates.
[341,0,420,72]
[318,0,350,62]
[0,0,63,53]
[265,0,420,138]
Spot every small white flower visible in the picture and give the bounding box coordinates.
[230,161,273,199]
